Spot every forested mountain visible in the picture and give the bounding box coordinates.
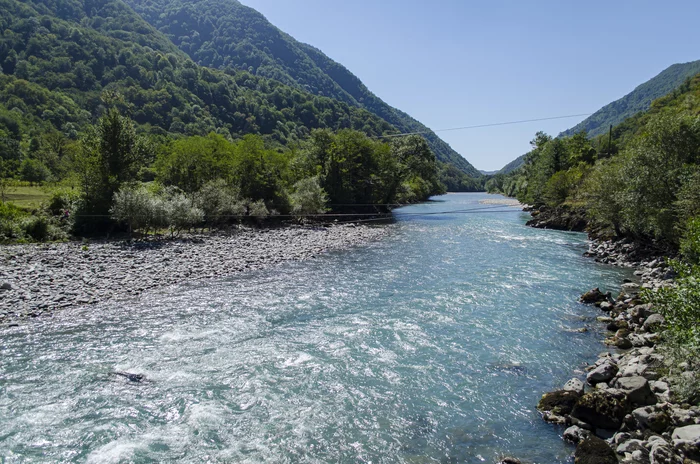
[495,154,526,175]
[0,0,396,147]
[122,0,481,177]
[560,60,700,138]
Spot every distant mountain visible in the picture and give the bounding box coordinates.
[496,155,526,175]
[561,60,700,138]
[123,0,481,177]
[479,170,498,176]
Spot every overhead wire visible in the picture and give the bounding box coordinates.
[373,113,592,138]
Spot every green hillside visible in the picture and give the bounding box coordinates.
[560,60,700,138]
[0,0,396,146]
[123,0,481,177]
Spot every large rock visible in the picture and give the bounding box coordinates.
[642,313,665,333]
[587,361,619,385]
[574,436,618,464]
[572,390,630,430]
[564,378,586,396]
[632,405,671,433]
[537,390,580,417]
[672,424,700,445]
[616,438,647,455]
[672,424,700,461]
[581,288,611,304]
[612,376,657,406]
[564,425,591,444]
[649,440,682,464]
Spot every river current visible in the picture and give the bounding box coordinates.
[0,193,629,463]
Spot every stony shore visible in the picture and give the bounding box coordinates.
[534,238,700,464]
[0,224,388,325]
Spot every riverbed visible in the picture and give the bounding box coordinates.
[0,193,629,463]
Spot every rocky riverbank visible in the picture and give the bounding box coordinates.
[525,205,588,232]
[535,244,700,463]
[0,224,388,325]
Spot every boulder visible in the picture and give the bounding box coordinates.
[564,425,591,444]
[498,457,521,464]
[612,376,657,406]
[642,314,665,333]
[574,436,618,464]
[0,282,11,290]
[587,361,619,385]
[622,282,641,294]
[537,390,580,417]
[630,304,653,323]
[600,301,614,312]
[581,288,611,304]
[649,440,682,464]
[564,378,586,396]
[620,449,650,463]
[616,438,648,455]
[671,424,700,445]
[632,405,671,433]
[669,408,698,427]
[572,390,630,430]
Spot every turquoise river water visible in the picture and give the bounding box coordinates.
[0,193,630,463]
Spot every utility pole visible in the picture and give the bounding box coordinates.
[608,125,613,157]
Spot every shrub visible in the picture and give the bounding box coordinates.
[110,185,155,234]
[248,199,269,219]
[290,176,328,217]
[195,179,246,226]
[163,189,204,234]
[46,189,80,216]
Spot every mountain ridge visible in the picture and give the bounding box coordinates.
[123,0,481,177]
[560,60,700,138]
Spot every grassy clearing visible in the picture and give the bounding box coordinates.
[3,185,52,209]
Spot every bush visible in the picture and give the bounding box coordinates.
[20,215,50,241]
[248,199,269,219]
[163,189,204,234]
[680,217,700,265]
[195,179,246,226]
[46,189,80,216]
[290,176,328,217]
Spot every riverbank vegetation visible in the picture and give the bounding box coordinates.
[487,74,700,250]
[0,100,445,241]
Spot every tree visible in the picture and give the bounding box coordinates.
[74,107,149,231]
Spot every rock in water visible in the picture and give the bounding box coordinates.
[537,390,581,417]
[571,390,630,430]
[580,288,610,304]
[574,436,618,464]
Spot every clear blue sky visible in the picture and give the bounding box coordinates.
[241,0,700,171]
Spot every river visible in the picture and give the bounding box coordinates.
[0,193,629,463]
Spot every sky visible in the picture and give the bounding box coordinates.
[240,0,700,171]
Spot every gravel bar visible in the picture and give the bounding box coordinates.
[0,224,388,325]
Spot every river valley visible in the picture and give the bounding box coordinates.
[0,193,631,463]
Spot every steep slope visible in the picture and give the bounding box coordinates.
[561,60,700,138]
[123,0,481,177]
[0,0,393,145]
[496,154,526,175]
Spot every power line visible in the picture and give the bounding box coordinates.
[375,113,592,138]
